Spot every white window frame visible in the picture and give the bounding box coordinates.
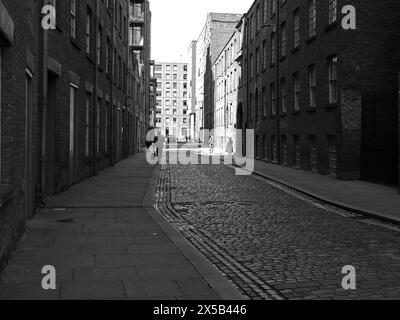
[70,0,76,39]
[328,0,338,24]
[85,94,90,156]
[309,65,317,107]
[328,56,338,104]
[309,0,317,38]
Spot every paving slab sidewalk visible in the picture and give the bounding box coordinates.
[0,153,244,300]
[249,160,400,224]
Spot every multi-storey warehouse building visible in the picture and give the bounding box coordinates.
[129,0,155,150]
[213,17,245,154]
[155,62,190,141]
[187,41,197,141]
[216,0,400,187]
[0,0,153,270]
[195,13,244,142]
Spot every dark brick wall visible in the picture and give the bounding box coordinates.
[239,0,400,185]
[45,0,132,194]
[0,0,148,269]
[0,0,40,270]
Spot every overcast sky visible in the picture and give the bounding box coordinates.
[151,0,254,63]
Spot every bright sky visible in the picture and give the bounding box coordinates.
[151,0,254,63]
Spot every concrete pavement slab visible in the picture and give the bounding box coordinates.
[0,153,243,300]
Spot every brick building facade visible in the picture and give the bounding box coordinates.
[0,0,153,270]
[0,0,40,269]
[231,0,399,186]
[154,62,190,141]
[213,18,244,154]
[195,13,243,142]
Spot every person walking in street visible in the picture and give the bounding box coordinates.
[209,135,214,154]
[226,137,233,157]
[155,132,165,161]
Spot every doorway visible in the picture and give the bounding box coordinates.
[25,71,34,218]
[69,85,78,186]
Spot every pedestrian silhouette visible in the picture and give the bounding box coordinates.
[226,137,233,156]
[209,136,214,154]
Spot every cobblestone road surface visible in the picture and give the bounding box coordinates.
[157,159,400,300]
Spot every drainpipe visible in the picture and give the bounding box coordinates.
[92,0,100,176]
[109,1,116,166]
[275,5,281,164]
[245,17,250,157]
[40,0,49,198]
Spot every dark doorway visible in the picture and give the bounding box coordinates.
[361,95,399,186]
[25,71,34,218]
[236,103,245,157]
[43,73,57,197]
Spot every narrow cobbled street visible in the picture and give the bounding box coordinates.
[156,152,400,300]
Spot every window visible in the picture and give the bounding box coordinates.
[328,135,338,177]
[281,135,288,165]
[271,0,276,15]
[256,5,260,32]
[85,95,90,156]
[281,22,287,57]
[271,135,278,162]
[308,64,316,107]
[271,33,276,64]
[263,0,268,24]
[97,25,102,65]
[86,8,92,54]
[293,72,300,111]
[105,38,110,73]
[281,78,287,113]
[71,0,76,39]
[309,0,317,38]
[255,92,259,122]
[309,135,318,173]
[293,10,300,49]
[270,83,276,115]
[262,40,267,70]
[105,102,109,153]
[250,54,254,78]
[249,94,253,120]
[262,135,267,160]
[256,48,260,74]
[262,87,267,117]
[328,56,338,103]
[328,0,337,24]
[293,135,301,168]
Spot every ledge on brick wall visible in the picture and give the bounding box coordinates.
[0,184,13,209]
[0,0,14,45]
